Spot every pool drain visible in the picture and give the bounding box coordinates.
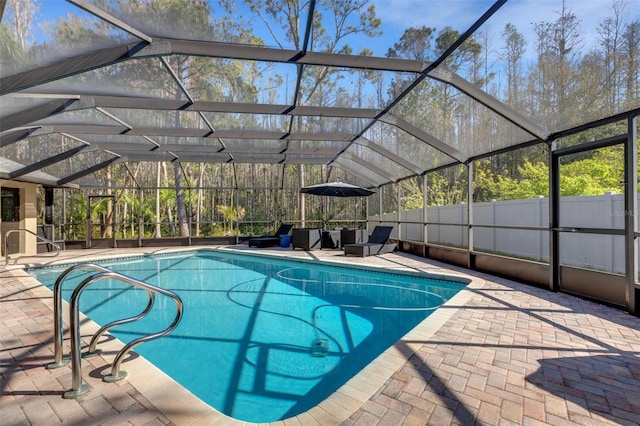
[311,338,328,357]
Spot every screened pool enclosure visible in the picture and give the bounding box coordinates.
[1,0,639,313]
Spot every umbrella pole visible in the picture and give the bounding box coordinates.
[324,197,328,230]
[354,199,358,228]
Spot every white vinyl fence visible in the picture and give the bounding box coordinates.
[371,192,640,274]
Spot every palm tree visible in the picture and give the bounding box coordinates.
[216,205,246,235]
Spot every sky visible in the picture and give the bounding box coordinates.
[17,0,640,61]
[370,0,635,58]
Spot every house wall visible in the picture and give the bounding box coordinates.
[1,180,38,256]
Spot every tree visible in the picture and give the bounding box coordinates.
[216,204,246,235]
[385,25,437,124]
[115,0,255,237]
[428,167,467,206]
[434,27,482,144]
[4,0,38,48]
[621,20,640,109]
[386,25,436,103]
[501,23,526,108]
[0,22,23,73]
[473,147,625,202]
[387,26,435,61]
[244,0,381,223]
[530,0,583,129]
[598,0,628,109]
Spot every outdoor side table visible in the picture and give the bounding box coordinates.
[340,229,366,248]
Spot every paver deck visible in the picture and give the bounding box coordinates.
[2,246,640,425]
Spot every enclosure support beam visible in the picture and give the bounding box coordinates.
[356,138,423,175]
[343,153,397,182]
[467,162,474,269]
[423,175,428,254]
[235,185,239,243]
[427,67,549,141]
[86,195,117,250]
[0,128,40,148]
[44,187,54,242]
[57,157,119,186]
[0,42,151,95]
[9,145,88,179]
[68,0,152,42]
[549,141,560,292]
[330,161,379,187]
[178,162,193,246]
[379,187,383,228]
[381,115,468,164]
[62,189,67,241]
[397,182,402,244]
[324,167,330,230]
[365,196,369,233]
[86,197,90,250]
[1,97,78,131]
[625,116,638,315]
[138,188,143,248]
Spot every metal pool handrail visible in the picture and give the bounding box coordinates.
[48,264,157,364]
[83,289,156,359]
[48,262,158,365]
[4,228,60,265]
[48,263,114,369]
[61,269,183,399]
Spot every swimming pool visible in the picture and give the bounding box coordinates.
[30,250,467,422]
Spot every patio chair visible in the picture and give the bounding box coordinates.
[344,226,396,257]
[248,224,293,248]
[292,228,322,250]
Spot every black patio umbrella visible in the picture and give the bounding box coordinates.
[300,182,375,197]
[300,182,375,229]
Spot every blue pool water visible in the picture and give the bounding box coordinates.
[30,250,467,422]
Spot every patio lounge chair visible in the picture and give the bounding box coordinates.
[248,224,293,248]
[344,226,396,257]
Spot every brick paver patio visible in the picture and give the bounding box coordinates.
[344,277,640,425]
[2,247,640,425]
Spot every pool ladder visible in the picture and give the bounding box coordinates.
[47,263,183,399]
